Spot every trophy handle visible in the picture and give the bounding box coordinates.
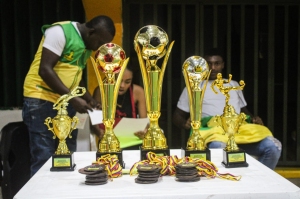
[44,117,56,139]
[159,40,175,85]
[68,116,79,138]
[112,57,130,117]
[134,40,151,111]
[200,70,211,102]
[90,56,106,118]
[53,86,86,111]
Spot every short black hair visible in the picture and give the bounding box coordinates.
[204,48,225,61]
[86,15,115,37]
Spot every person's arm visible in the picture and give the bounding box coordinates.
[241,106,264,125]
[79,80,100,109]
[133,84,147,139]
[89,86,104,139]
[92,86,102,109]
[38,47,93,114]
[134,84,147,118]
[90,122,104,139]
[172,107,191,130]
[39,47,70,95]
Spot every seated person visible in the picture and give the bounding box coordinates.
[91,64,147,142]
[173,48,282,170]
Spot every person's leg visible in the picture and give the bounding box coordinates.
[22,98,57,176]
[239,136,282,170]
[208,141,226,148]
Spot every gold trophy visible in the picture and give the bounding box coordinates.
[211,73,248,168]
[90,43,129,166]
[182,56,211,160]
[44,86,86,171]
[134,25,174,160]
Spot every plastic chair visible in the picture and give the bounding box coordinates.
[0,121,31,199]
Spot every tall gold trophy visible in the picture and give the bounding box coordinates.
[182,56,211,160]
[44,86,86,171]
[134,25,174,160]
[211,73,248,168]
[90,43,129,166]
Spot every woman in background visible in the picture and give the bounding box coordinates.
[91,64,147,141]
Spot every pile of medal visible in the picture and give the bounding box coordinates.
[135,164,162,184]
[175,162,200,182]
[78,164,109,185]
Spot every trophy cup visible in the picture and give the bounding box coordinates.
[134,25,174,160]
[44,86,86,171]
[211,73,248,168]
[90,43,129,167]
[182,56,211,160]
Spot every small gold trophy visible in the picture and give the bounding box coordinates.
[182,56,211,160]
[90,43,129,167]
[44,86,86,171]
[134,25,174,160]
[211,73,248,168]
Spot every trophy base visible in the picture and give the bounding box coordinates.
[140,146,170,160]
[221,148,249,168]
[181,148,211,161]
[96,151,125,168]
[50,153,76,171]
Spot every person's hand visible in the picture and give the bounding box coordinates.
[252,116,264,125]
[69,97,93,113]
[134,130,145,139]
[88,98,101,110]
[134,123,149,140]
[183,117,191,130]
[97,128,105,140]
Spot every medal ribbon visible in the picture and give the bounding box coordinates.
[130,152,241,181]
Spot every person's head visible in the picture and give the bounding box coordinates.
[204,48,225,80]
[82,15,115,51]
[118,65,134,95]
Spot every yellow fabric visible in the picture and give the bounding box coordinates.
[199,116,273,146]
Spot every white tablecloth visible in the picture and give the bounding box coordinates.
[14,149,300,199]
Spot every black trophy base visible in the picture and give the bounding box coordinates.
[181,148,211,161]
[50,153,76,171]
[221,148,249,168]
[96,151,125,168]
[140,146,170,161]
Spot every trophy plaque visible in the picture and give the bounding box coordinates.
[211,73,248,168]
[44,86,86,171]
[134,25,174,160]
[90,43,129,167]
[181,56,211,161]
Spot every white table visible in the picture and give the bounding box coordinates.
[14,149,300,199]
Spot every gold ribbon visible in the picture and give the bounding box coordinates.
[94,154,122,179]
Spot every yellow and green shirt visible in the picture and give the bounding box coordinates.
[23,21,92,103]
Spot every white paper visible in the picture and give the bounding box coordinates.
[87,109,103,125]
[114,117,149,137]
[75,113,89,129]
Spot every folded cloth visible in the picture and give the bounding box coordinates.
[191,116,273,146]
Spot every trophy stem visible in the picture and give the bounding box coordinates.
[225,134,239,151]
[56,140,70,155]
[187,128,206,150]
[142,111,168,150]
[98,119,120,153]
